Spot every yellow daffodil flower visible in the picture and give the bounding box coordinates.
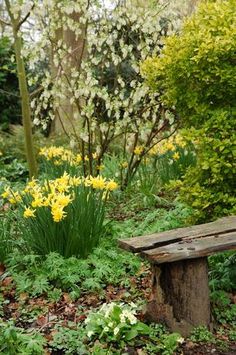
[106,180,118,191]
[23,207,36,218]
[134,146,144,155]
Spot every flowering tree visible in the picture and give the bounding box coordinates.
[28,0,183,187]
[1,0,196,186]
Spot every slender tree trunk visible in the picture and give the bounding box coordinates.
[50,10,87,136]
[4,0,37,178]
[13,31,38,178]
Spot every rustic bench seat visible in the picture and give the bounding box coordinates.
[118,216,236,336]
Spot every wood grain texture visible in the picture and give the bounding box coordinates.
[145,258,211,336]
[118,216,236,254]
[142,232,236,264]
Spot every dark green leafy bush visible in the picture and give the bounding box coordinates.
[0,37,20,130]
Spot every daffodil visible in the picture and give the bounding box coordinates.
[23,207,36,218]
[9,192,22,204]
[121,161,128,168]
[51,205,66,222]
[106,180,118,191]
[88,176,106,190]
[1,187,11,199]
[52,193,73,208]
[134,146,144,155]
[173,152,180,160]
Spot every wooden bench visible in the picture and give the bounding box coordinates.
[119,216,236,336]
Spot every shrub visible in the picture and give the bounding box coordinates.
[141,0,236,127]
[1,173,118,258]
[141,0,236,221]
[179,110,236,221]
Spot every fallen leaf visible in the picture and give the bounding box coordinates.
[0,263,5,275]
[36,315,48,327]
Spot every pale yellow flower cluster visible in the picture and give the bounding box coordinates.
[1,173,118,223]
[39,146,82,166]
[39,146,102,167]
[149,134,187,158]
[1,187,22,204]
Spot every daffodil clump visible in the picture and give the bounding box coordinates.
[39,146,105,178]
[132,135,190,165]
[39,146,82,166]
[148,134,187,158]
[1,173,118,258]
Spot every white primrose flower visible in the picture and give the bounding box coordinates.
[87,330,94,337]
[114,327,119,336]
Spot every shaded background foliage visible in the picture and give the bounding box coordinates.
[0,36,21,130]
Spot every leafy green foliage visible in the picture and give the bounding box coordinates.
[85,302,150,346]
[5,239,141,298]
[0,216,12,263]
[189,326,214,343]
[0,157,28,182]
[142,0,236,222]
[49,323,87,354]
[0,321,45,354]
[179,110,236,221]
[211,291,236,325]
[114,202,192,237]
[0,212,21,263]
[144,324,182,355]
[141,0,236,126]
[209,251,236,292]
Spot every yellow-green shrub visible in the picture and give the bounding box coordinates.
[141,0,236,221]
[179,110,236,222]
[141,0,236,127]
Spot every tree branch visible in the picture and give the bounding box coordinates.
[0,17,10,26]
[16,3,35,31]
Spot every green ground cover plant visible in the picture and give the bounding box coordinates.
[0,322,46,355]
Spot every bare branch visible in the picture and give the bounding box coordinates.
[16,3,35,31]
[0,88,20,97]
[0,17,10,26]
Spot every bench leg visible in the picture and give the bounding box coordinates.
[145,257,211,337]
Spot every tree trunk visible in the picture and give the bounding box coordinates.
[4,0,37,178]
[50,10,87,136]
[145,258,211,337]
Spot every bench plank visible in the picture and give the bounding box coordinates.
[142,232,236,264]
[119,216,236,253]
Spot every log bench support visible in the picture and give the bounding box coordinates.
[146,258,211,336]
[119,216,236,336]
